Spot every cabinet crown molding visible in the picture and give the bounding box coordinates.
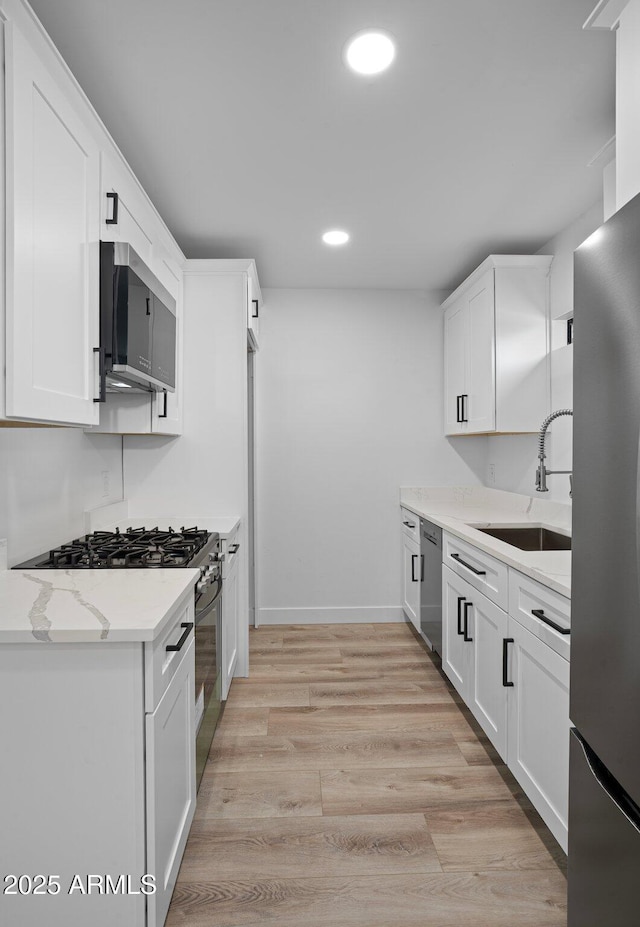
[441,254,553,311]
[584,0,630,29]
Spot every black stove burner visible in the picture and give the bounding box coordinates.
[15,527,214,570]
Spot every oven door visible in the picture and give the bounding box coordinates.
[194,575,222,789]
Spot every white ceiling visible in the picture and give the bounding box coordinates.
[29,0,615,292]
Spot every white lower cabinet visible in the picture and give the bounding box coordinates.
[0,592,196,927]
[145,637,196,927]
[443,566,508,759]
[442,560,570,851]
[402,533,421,631]
[506,617,570,852]
[222,538,240,699]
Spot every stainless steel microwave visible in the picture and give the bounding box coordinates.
[99,241,176,395]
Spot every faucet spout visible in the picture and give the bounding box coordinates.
[536,409,573,495]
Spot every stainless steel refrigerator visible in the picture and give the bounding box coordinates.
[570,191,640,925]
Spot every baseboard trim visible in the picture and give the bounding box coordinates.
[256,606,406,626]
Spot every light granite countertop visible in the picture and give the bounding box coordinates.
[0,568,199,643]
[400,486,572,599]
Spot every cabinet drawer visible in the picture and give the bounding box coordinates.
[443,533,508,610]
[509,570,570,661]
[400,507,419,541]
[144,591,195,712]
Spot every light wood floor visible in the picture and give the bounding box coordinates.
[167,622,567,926]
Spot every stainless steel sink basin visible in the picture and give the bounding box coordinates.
[476,526,571,551]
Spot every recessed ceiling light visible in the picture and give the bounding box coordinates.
[322,230,350,246]
[344,30,396,75]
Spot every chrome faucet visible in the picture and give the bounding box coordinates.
[535,409,573,494]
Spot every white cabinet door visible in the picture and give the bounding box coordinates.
[247,273,260,347]
[443,296,468,435]
[100,153,154,265]
[442,566,470,697]
[402,535,421,630]
[5,23,100,426]
[145,637,196,927]
[507,617,570,852]
[466,269,496,433]
[467,589,508,760]
[222,543,240,698]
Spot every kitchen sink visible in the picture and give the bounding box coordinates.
[476,526,571,551]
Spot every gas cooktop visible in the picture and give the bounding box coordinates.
[14,527,215,570]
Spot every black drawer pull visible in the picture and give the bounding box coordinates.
[456,596,466,635]
[106,190,119,224]
[451,553,486,575]
[463,600,473,642]
[503,637,514,687]
[229,543,240,554]
[403,520,416,528]
[166,622,194,652]
[531,608,570,635]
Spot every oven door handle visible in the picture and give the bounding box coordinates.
[195,577,223,625]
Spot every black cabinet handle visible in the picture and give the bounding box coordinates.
[463,601,473,641]
[456,395,462,423]
[531,608,570,635]
[229,543,240,554]
[456,596,466,635]
[411,554,418,582]
[502,637,514,687]
[461,394,468,423]
[420,554,425,582]
[106,191,119,225]
[93,346,106,403]
[158,390,168,418]
[166,622,194,652]
[403,520,416,528]
[451,553,486,575]
[252,299,259,319]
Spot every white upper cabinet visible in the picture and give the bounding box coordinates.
[5,21,101,426]
[442,255,552,436]
[247,272,261,349]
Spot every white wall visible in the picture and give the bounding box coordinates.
[485,198,603,503]
[255,288,487,625]
[0,430,123,566]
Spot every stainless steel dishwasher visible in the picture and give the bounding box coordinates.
[419,518,442,654]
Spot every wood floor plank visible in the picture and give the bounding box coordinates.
[166,871,567,927]
[197,769,322,819]
[453,732,504,767]
[179,813,441,879]
[309,680,455,706]
[227,682,310,707]
[215,707,270,736]
[282,626,416,646]
[250,647,344,664]
[425,800,566,872]
[207,730,468,772]
[237,662,442,684]
[320,765,514,815]
[268,704,476,736]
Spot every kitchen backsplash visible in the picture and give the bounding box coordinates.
[0,429,123,567]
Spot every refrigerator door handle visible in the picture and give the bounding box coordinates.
[577,732,640,836]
